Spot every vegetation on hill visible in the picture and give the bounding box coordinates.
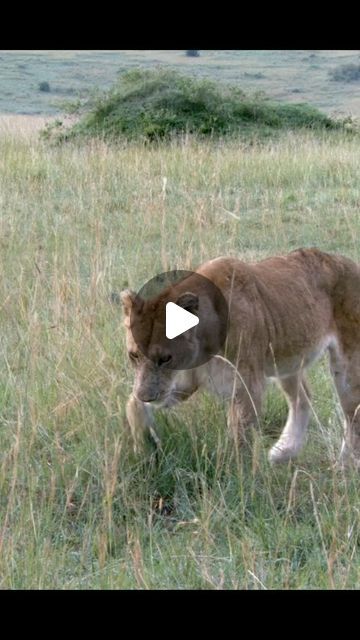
[42,69,345,144]
[329,63,360,83]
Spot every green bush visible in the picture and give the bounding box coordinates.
[329,64,360,82]
[52,69,344,143]
[39,81,51,92]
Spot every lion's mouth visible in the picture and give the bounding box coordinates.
[158,388,194,408]
[144,395,172,409]
[142,390,181,409]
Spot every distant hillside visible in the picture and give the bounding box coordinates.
[0,50,359,118]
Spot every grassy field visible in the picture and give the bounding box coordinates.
[1,50,360,118]
[0,116,359,589]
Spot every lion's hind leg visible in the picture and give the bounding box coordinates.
[269,374,312,464]
[330,345,360,468]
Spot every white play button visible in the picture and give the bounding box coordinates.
[166,302,199,340]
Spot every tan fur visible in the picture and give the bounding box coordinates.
[121,248,360,466]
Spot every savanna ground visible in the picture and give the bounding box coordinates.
[0,51,360,589]
[1,50,360,118]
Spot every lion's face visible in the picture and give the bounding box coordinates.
[121,289,201,404]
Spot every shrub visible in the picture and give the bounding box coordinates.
[329,64,360,83]
[39,81,51,92]
[52,69,344,144]
[244,72,265,79]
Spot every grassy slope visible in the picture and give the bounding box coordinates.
[1,50,360,117]
[0,125,359,588]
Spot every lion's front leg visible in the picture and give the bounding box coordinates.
[125,393,160,452]
[227,392,262,446]
[203,356,265,446]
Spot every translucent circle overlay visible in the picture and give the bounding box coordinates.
[129,270,229,370]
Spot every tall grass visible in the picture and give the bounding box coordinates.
[0,123,360,588]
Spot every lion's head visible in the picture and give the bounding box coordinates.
[120,273,228,405]
[121,287,203,404]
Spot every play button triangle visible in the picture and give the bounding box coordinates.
[166,302,199,340]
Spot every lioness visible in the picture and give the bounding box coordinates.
[121,248,360,466]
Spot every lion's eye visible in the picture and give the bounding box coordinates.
[157,354,172,367]
[129,351,139,362]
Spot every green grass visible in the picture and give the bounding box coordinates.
[0,125,360,589]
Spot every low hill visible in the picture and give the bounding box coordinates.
[44,69,344,143]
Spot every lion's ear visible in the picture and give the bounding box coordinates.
[175,292,199,314]
[120,289,138,316]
